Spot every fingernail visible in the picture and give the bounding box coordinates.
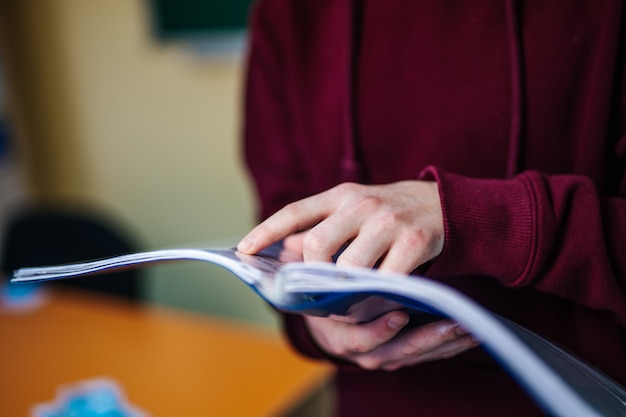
[455,324,470,336]
[388,316,409,331]
[439,322,465,336]
[237,236,254,253]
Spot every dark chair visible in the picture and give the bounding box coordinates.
[1,204,144,300]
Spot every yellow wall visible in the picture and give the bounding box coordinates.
[1,0,278,327]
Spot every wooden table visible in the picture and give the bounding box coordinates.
[0,288,332,416]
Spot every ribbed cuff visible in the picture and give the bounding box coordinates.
[419,166,535,287]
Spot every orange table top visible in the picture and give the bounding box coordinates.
[0,288,332,416]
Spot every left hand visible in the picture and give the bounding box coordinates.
[238,181,445,274]
[304,313,478,371]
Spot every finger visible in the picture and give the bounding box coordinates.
[380,334,479,371]
[377,234,425,274]
[307,311,410,357]
[373,319,464,359]
[302,215,360,263]
[351,320,473,370]
[283,232,306,254]
[334,226,391,269]
[339,311,410,354]
[277,232,306,262]
[238,192,337,254]
[356,334,477,371]
[378,226,444,274]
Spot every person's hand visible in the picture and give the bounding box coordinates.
[305,311,478,371]
[238,181,445,274]
[238,181,477,370]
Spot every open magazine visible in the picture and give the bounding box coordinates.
[10,244,626,417]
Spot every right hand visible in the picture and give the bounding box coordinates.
[238,181,445,273]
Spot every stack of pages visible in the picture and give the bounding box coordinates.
[11,244,626,417]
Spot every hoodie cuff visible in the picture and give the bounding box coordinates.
[419,166,535,286]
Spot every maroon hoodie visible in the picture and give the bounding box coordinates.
[242,0,626,415]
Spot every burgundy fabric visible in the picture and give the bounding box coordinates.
[242,0,626,415]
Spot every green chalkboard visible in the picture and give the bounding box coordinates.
[149,0,254,38]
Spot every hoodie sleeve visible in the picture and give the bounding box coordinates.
[419,30,626,327]
[419,167,626,328]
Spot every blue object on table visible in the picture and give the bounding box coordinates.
[33,379,147,417]
[0,280,45,313]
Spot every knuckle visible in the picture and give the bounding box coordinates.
[302,230,330,254]
[281,201,303,221]
[401,228,428,249]
[352,195,383,213]
[334,182,360,195]
[373,210,400,230]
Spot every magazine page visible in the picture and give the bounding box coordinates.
[10,246,626,417]
[277,262,626,417]
[9,246,292,307]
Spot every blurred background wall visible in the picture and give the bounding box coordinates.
[0,0,280,327]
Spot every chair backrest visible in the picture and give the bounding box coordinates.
[1,205,143,300]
